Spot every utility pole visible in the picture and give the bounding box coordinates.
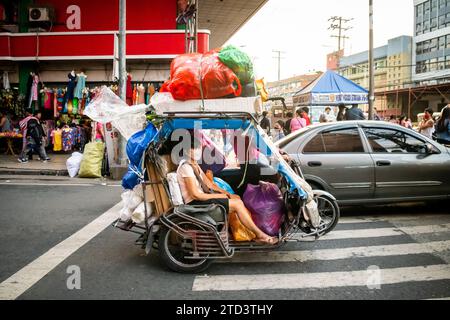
[117,0,128,168]
[328,16,353,52]
[368,0,375,120]
[272,50,286,81]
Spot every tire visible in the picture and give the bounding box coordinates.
[314,192,340,236]
[159,220,213,274]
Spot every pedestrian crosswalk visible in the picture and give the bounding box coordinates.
[192,215,450,299]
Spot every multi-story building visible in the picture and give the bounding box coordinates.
[413,0,450,85]
[338,36,413,116]
[265,73,322,121]
[267,73,322,106]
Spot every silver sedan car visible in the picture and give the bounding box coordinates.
[276,121,450,205]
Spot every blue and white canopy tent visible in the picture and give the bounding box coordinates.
[293,70,369,107]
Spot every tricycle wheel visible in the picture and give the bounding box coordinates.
[314,192,340,236]
[159,220,212,273]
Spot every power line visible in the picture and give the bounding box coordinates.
[328,16,353,52]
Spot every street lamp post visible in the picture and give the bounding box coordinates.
[368,0,375,120]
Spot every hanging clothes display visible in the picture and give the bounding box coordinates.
[137,84,146,104]
[56,89,64,113]
[51,128,63,152]
[126,73,133,106]
[31,74,39,102]
[2,71,10,90]
[43,88,53,110]
[62,126,74,152]
[74,73,87,99]
[72,98,79,115]
[66,72,77,101]
[132,84,138,105]
[25,72,33,111]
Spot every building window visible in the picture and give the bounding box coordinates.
[424,1,431,14]
[446,56,450,69]
[423,19,430,33]
[431,17,438,31]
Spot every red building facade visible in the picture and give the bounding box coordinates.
[0,0,210,86]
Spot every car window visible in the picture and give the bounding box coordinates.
[303,128,364,153]
[277,127,313,154]
[362,128,429,153]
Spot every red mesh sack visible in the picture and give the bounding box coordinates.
[161,51,242,100]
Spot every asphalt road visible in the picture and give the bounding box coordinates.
[0,181,449,300]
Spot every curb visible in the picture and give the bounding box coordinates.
[0,169,69,176]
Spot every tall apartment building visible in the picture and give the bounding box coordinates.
[338,36,413,113]
[413,0,450,85]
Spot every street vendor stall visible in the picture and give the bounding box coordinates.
[293,70,369,122]
[0,131,23,156]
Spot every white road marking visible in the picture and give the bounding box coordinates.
[0,202,122,300]
[292,223,450,241]
[222,240,450,264]
[339,214,450,224]
[425,297,450,300]
[0,182,121,187]
[192,265,450,292]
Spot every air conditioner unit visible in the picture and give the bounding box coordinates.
[28,7,52,23]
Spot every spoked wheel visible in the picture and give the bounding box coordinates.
[314,192,340,236]
[159,219,212,273]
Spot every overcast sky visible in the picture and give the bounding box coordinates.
[226,0,414,82]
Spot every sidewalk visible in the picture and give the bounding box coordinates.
[0,154,70,176]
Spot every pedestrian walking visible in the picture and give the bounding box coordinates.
[419,107,435,140]
[345,104,365,121]
[272,120,286,142]
[389,115,398,124]
[284,112,294,136]
[260,111,271,135]
[435,105,450,145]
[301,107,311,126]
[399,115,409,128]
[319,107,336,123]
[336,104,347,122]
[290,109,307,133]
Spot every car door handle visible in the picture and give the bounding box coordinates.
[308,161,322,167]
[376,160,391,167]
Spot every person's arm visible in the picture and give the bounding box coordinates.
[420,119,434,130]
[183,177,228,201]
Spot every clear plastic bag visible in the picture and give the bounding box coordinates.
[84,86,148,140]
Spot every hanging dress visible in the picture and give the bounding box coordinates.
[74,74,86,99]
[51,129,63,152]
[137,84,146,104]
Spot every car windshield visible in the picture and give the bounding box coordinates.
[276,127,313,149]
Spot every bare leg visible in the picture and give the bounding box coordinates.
[229,199,278,244]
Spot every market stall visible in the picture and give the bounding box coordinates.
[293,70,369,122]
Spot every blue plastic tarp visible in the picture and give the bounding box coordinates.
[294,70,368,106]
[122,123,158,190]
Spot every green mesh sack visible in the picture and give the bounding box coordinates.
[219,45,255,86]
[78,142,105,178]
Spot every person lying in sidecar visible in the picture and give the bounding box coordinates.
[176,136,279,245]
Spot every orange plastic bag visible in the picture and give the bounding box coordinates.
[229,211,256,242]
[161,50,242,101]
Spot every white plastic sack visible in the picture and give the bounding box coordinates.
[150,92,263,116]
[120,184,144,221]
[167,172,184,206]
[66,152,84,178]
[131,202,146,224]
[83,86,148,140]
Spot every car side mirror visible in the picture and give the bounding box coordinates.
[424,143,437,155]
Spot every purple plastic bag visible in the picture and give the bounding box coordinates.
[243,182,286,236]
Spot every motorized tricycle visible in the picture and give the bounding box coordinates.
[113,110,340,273]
